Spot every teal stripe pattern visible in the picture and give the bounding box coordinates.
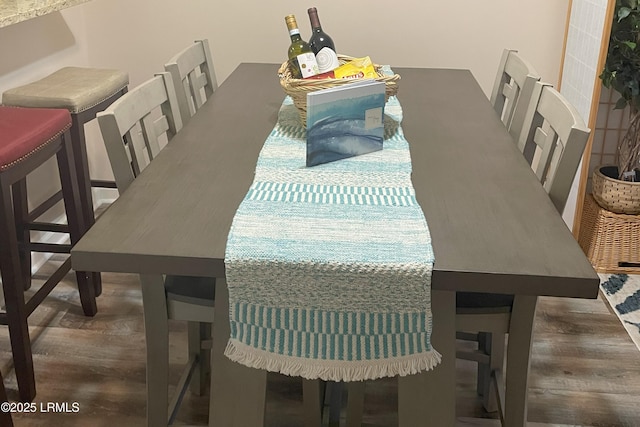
[225,84,439,381]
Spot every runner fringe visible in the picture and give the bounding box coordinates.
[225,339,442,382]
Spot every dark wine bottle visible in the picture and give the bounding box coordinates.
[307,7,339,73]
[285,14,319,79]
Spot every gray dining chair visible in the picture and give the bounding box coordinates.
[96,72,215,426]
[490,49,541,141]
[164,39,218,125]
[456,81,590,425]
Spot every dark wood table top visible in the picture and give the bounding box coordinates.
[71,63,599,299]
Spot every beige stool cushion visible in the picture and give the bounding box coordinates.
[2,67,129,114]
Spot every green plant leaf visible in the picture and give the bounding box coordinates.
[602,0,640,138]
[600,69,614,87]
[619,7,632,21]
[616,96,629,109]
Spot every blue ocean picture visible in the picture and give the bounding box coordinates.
[306,80,385,167]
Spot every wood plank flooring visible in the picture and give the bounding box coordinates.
[1,255,640,426]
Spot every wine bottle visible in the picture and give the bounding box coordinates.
[285,14,319,79]
[307,7,340,73]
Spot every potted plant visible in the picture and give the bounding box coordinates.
[596,0,640,214]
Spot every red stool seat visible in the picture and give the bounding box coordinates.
[0,107,71,169]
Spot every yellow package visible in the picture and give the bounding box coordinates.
[333,56,377,80]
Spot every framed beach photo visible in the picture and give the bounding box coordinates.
[306,79,385,167]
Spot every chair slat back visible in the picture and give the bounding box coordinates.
[165,39,217,124]
[517,82,591,213]
[490,49,541,140]
[97,72,183,192]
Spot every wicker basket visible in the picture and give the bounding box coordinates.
[278,54,401,125]
[592,165,640,214]
[578,194,640,273]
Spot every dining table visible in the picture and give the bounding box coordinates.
[70,62,600,426]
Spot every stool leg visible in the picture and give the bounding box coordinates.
[56,134,97,317]
[69,114,102,297]
[11,178,32,291]
[0,177,36,402]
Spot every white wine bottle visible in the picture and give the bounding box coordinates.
[307,7,339,73]
[285,14,319,79]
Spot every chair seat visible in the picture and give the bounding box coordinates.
[164,275,215,307]
[0,106,71,170]
[2,67,129,113]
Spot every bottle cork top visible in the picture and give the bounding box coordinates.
[285,15,298,31]
[308,8,320,28]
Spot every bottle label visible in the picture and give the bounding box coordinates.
[296,52,320,78]
[315,47,340,73]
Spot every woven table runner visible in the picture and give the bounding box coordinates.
[224,90,439,381]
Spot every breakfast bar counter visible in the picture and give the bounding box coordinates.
[0,0,91,28]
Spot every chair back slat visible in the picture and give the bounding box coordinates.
[153,115,171,143]
[140,114,162,160]
[189,73,210,110]
[125,124,149,177]
[490,49,541,140]
[97,72,182,193]
[517,81,591,213]
[532,123,557,185]
[165,39,217,124]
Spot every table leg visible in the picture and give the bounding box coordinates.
[209,278,267,427]
[139,274,169,427]
[302,379,323,427]
[504,295,537,427]
[398,289,456,426]
[345,382,365,427]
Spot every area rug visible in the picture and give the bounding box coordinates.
[599,273,640,351]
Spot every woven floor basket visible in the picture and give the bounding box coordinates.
[592,165,640,214]
[578,194,640,273]
[278,54,400,126]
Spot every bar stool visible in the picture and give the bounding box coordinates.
[2,67,129,295]
[0,106,97,402]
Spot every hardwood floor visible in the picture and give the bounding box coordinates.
[1,255,640,426]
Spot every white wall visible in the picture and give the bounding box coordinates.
[0,0,570,215]
[76,0,571,92]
